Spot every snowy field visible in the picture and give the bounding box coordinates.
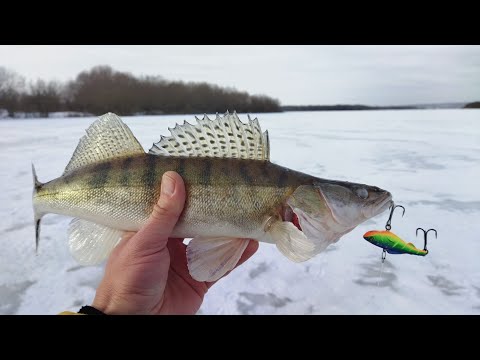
[1,109,479,315]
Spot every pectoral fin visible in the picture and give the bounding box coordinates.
[68,218,123,265]
[186,236,250,282]
[267,219,316,263]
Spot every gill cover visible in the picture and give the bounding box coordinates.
[286,185,354,255]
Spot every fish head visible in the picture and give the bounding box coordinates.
[286,181,392,253]
[317,181,392,228]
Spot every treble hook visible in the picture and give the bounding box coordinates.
[416,228,437,254]
[382,249,387,263]
[385,204,406,231]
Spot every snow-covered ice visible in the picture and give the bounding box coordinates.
[1,109,479,314]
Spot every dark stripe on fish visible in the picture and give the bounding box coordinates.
[143,155,157,189]
[89,162,112,188]
[176,157,186,178]
[120,157,133,186]
[261,161,271,181]
[200,158,212,185]
[220,162,230,178]
[239,161,254,184]
[277,169,289,188]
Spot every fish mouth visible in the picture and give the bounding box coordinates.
[363,191,393,219]
[378,195,393,214]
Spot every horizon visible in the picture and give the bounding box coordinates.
[1,45,479,106]
[281,101,471,107]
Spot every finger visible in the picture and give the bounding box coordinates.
[168,238,187,250]
[167,238,209,294]
[108,231,135,260]
[167,239,188,270]
[122,231,136,242]
[130,171,186,252]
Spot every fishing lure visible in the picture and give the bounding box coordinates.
[363,204,437,262]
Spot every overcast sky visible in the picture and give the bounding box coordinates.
[1,45,479,106]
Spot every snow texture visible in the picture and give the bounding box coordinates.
[1,110,479,314]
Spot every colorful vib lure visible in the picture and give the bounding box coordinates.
[363,204,437,262]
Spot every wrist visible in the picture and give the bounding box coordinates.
[92,294,118,315]
[92,291,139,315]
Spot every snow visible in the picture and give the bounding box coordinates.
[1,109,479,314]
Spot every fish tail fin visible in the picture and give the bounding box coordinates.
[32,163,44,253]
[32,162,42,189]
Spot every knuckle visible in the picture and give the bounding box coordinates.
[152,202,171,217]
[151,201,181,222]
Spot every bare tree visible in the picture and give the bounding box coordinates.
[0,67,25,117]
[0,65,282,116]
[23,79,63,117]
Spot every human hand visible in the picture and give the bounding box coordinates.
[92,171,258,315]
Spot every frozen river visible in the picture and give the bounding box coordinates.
[1,109,479,314]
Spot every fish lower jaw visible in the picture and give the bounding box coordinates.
[363,196,392,219]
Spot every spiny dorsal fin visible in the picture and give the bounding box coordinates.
[148,111,270,161]
[64,112,144,175]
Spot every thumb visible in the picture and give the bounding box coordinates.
[132,171,186,251]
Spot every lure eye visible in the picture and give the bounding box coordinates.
[356,188,369,199]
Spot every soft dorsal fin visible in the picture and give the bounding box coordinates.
[64,112,145,175]
[149,111,270,161]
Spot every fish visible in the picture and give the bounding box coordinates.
[32,112,393,282]
[363,230,428,256]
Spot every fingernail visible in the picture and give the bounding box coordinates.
[161,173,175,196]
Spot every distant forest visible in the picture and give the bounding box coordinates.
[0,65,281,117]
[465,102,480,109]
[282,105,418,111]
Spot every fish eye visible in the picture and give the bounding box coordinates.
[355,188,369,199]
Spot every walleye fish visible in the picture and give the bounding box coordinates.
[32,112,392,281]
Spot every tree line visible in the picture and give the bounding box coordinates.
[282,104,418,111]
[0,65,281,117]
[464,102,480,109]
